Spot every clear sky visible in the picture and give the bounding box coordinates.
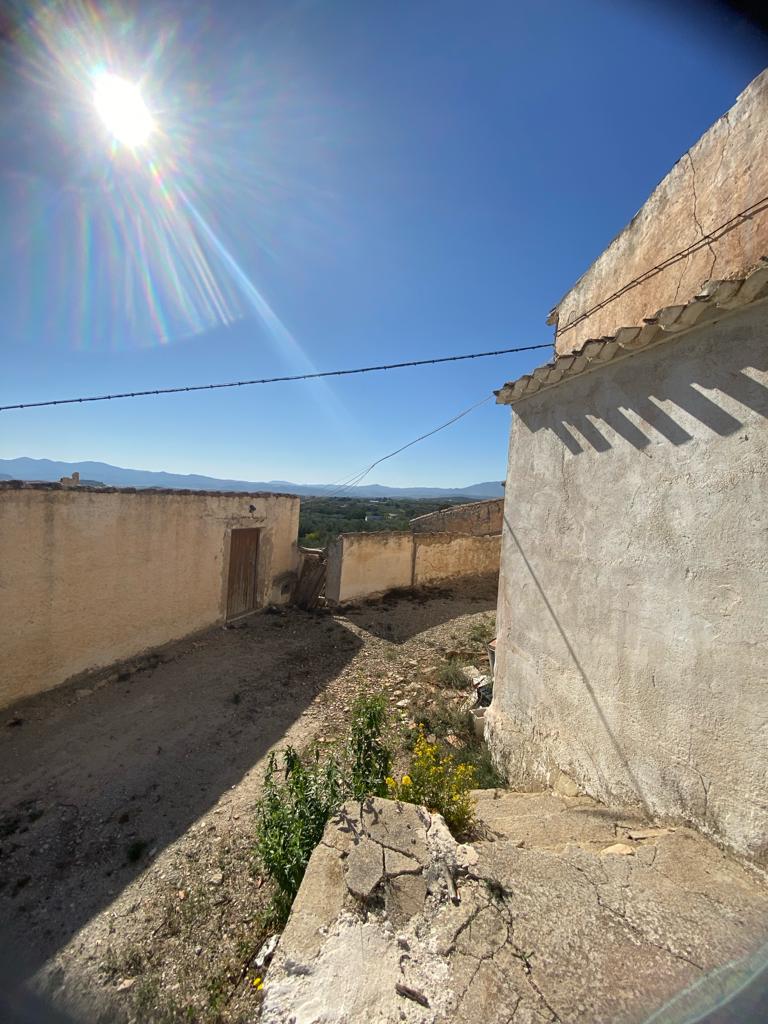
[1,0,766,486]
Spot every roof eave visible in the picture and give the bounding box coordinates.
[496,260,768,406]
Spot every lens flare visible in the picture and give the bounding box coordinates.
[93,72,154,147]
[4,0,333,385]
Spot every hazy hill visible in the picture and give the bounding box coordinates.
[0,458,504,500]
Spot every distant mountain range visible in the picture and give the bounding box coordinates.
[0,458,504,500]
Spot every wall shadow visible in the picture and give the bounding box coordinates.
[341,575,498,642]
[500,514,652,816]
[514,325,768,453]
[0,609,362,992]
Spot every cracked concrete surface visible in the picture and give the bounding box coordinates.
[263,792,768,1024]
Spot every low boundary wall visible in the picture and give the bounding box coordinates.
[409,498,503,535]
[326,530,500,603]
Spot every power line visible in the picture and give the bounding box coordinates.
[8,194,761,412]
[0,343,552,412]
[315,195,768,499]
[320,394,493,499]
[556,193,768,337]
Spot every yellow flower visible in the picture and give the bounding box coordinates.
[253,977,264,991]
[385,776,396,788]
[401,775,412,786]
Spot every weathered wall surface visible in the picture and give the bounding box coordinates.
[326,532,413,603]
[413,533,501,585]
[409,498,504,535]
[0,486,300,707]
[551,70,768,354]
[326,530,501,603]
[488,300,768,859]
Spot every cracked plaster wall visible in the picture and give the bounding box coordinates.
[552,69,768,354]
[488,302,768,860]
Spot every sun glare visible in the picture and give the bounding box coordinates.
[17,1,290,347]
[93,72,155,147]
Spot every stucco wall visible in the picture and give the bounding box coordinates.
[487,299,768,860]
[326,530,501,603]
[0,486,300,707]
[410,498,504,536]
[413,534,501,585]
[551,70,768,354]
[326,532,413,603]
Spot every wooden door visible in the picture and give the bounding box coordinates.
[227,528,260,619]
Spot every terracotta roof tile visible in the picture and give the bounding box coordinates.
[495,259,768,405]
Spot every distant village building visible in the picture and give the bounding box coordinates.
[489,70,768,860]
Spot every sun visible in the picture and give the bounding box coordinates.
[93,72,155,147]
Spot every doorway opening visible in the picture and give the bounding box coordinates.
[226,528,260,619]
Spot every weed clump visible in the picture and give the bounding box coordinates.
[255,747,343,909]
[348,691,392,799]
[436,658,468,689]
[408,696,504,790]
[388,728,476,835]
[254,692,392,920]
[467,615,495,648]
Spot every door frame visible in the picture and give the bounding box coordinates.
[224,527,263,621]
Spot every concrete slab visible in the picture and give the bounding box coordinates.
[263,793,768,1024]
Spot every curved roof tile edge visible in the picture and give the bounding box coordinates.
[496,258,768,406]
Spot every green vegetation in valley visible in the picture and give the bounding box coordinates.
[298,496,468,548]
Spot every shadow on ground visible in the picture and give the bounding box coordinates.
[0,609,362,990]
[341,574,497,643]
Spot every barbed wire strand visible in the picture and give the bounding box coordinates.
[0,344,552,412]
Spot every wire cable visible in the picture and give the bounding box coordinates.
[7,195,763,412]
[319,393,494,499]
[0,344,552,412]
[556,193,768,337]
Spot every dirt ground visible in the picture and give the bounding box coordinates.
[0,577,497,1024]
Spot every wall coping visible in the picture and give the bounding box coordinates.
[0,480,300,500]
[409,497,504,526]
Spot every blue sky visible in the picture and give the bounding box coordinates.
[1,0,765,486]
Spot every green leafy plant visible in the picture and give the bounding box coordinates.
[254,692,392,914]
[388,728,476,836]
[255,746,343,905]
[348,691,392,799]
[205,972,228,1013]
